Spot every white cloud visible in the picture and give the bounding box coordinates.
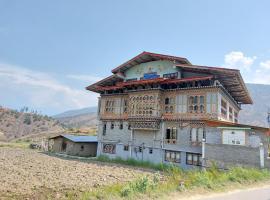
[0,63,98,113]
[260,60,270,70]
[67,74,102,82]
[224,51,256,70]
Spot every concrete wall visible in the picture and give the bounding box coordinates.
[97,119,269,169]
[205,143,260,168]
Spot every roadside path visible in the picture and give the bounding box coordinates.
[188,185,270,200]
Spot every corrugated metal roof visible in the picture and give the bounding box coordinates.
[59,134,97,143]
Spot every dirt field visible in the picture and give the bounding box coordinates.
[0,147,154,199]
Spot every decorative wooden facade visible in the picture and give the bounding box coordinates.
[86,52,269,169]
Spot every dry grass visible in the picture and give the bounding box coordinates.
[0,147,154,199]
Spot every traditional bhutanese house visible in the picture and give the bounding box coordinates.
[86,51,270,169]
[50,134,98,157]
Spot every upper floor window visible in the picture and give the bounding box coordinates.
[221,99,227,118]
[165,127,177,144]
[229,107,233,121]
[105,100,115,113]
[190,128,205,144]
[164,97,175,114]
[163,72,178,79]
[123,99,128,113]
[188,95,205,113]
[234,112,238,123]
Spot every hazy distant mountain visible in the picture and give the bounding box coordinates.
[239,83,270,127]
[52,83,270,129]
[55,113,98,129]
[52,107,97,118]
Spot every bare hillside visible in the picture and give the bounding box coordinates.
[55,113,97,129]
[0,107,64,141]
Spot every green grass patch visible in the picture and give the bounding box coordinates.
[67,162,270,200]
[96,155,170,171]
[0,141,31,149]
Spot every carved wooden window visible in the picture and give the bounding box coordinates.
[164,97,175,114]
[186,153,202,166]
[190,128,205,144]
[221,99,227,118]
[165,127,177,144]
[103,143,116,154]
[229,107,233,121]
[123,99,128,113]
[129,95,157,117]
[188,95,205,113]
[165,150,181,163]
[105,100,115,113]
[234,112,238,123]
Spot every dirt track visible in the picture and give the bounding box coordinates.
[0,147,154,199]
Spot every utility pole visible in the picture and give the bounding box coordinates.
[267,108,270,158]
[267,108,270,128]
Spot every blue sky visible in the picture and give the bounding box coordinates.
[0,0,270,115]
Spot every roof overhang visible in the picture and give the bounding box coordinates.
[176,64,253,104]
[86,75,124,93]
[87,75,214,93]
[205,119,268,132]
[111,51,191,74]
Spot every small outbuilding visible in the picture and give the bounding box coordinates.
[49,134,97,157]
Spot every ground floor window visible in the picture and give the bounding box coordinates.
[149,148,153,154]
[165,150,181,163]
[123,145,129,151]
[186,153,202,166]
[103,143,116,154]
[80,145,84,151]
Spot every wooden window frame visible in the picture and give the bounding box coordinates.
[123,145,129,151]
[165,150,181,163]
[165,127,177,144]
[186,152,202,166]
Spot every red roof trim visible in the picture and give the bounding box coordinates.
[92,76,213,91]
[175,64,239,72]
[111,51,190,73]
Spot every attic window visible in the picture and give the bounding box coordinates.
[126,78,137,82]
[163,72,178,79]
